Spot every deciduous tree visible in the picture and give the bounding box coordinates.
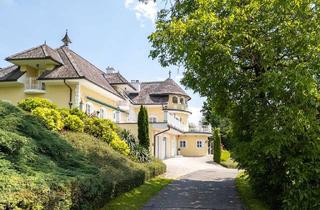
[149,1,320,209]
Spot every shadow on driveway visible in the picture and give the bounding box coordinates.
[142,169,245,210]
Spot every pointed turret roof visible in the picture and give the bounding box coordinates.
[61,30,72,46]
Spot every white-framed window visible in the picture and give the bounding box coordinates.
[179,140,186,148]
[196,140,203,148]
[99,108,106,119]
[85,103,93,115]
[149,116,157,123]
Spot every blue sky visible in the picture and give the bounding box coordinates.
[0,0,204,123]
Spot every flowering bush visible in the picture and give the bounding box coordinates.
[32,107,64,131]
[63,115,84,132]
[18,98,57,112]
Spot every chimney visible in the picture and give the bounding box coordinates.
[106,66,116,74]
[131,80,141,92]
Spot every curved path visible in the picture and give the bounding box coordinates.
[141,156,245,210]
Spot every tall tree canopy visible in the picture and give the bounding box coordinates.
[149,1,320,209]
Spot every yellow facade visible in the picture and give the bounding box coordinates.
[177,135,209,157]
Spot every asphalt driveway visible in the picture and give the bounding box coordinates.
[141,156,244,210]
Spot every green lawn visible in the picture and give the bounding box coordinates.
[236,173,270,210]
[101,177,172,210]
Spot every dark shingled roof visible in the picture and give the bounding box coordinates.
[128,78,190,105]
[39,46,121,98]
[2,44,121,98]
[6,44,63,64]
[105,72,136,90]
[0,65,24,81]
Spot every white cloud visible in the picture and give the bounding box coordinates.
[124,0,158,25]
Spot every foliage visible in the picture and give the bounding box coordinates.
[138,105,150,149]
[220,150,237,169]
[0,129,27,155]
[221,150,230,162]
[236,172,270,210]
[102,177,172,210]
[0,101,166,209]
[84,117,130,155]
[202,100,233,150]
[119,129,151,162]
[70,108,88,120]
[63,114,84,132]
[149,1,320,209]
[18,97,57,112]
[110,133,131,156]
[213,128,221,163]
[32,107,64,131]
[84,117,115,143]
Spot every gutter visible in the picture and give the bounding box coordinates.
[63,79,73,109]
[153,125,171,157]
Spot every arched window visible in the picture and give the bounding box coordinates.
[172,96,178,103]
[180,97,184,104]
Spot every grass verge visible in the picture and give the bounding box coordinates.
[101,177,172,210]
[236,172,270,210]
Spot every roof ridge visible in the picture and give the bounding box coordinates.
[67,47,106,75]
[142,81,166,84]
[41,45,47,57]
[60,47,82,77]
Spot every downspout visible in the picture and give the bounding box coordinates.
[64,79,73,109]
[153,125,171,157]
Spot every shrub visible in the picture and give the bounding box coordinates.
[213,128,221,163]
[70,108,87,120]
[59,108,70,118]
[32,107,64,131]
[221,150,230,162]
[0,102,166,210]
[84,117,114,143]
[0,129,27,155]
[18,97,57,112]
[119,129,151,162]
[63,115,84,132]
[110,133,130,156]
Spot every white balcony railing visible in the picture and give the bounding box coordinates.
[165,113,189,132]
[24,77,45,93]
[189,125,212,133]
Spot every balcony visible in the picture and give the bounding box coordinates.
[24,77,46,94]
[165,113,189,132]
[163,103,190,113]
[189,125,212,133]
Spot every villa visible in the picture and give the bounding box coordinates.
[0,33,211,159]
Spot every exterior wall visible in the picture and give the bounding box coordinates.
[80,85,122,121]
[0,85,25,104]
[134,106,165,122]
[0,84,71,108]
[177,135,209,157]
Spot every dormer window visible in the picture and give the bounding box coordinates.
[180,97,184,104]
[172,96,178,104]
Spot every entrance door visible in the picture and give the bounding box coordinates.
[156,136,167,160]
